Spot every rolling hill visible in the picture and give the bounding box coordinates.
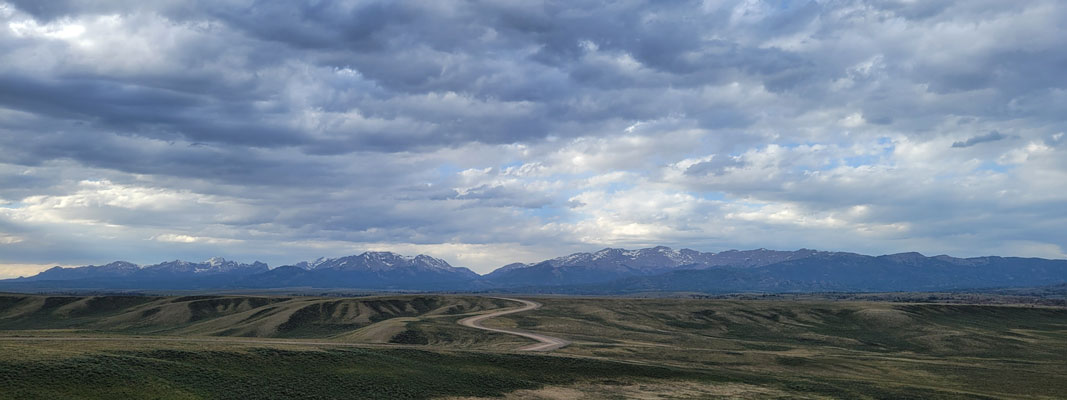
[0,293,507,340]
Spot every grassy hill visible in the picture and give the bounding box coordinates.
[0,294,512,342]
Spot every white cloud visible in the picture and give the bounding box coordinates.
[153,234,243,245]
[8,18,85,40]
[0,233,23,244]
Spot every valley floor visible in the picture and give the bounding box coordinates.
[0,293,1064,399]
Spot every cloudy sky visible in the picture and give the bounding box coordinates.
[0,0,1064,277]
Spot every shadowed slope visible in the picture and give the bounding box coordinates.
[0,294,507,340]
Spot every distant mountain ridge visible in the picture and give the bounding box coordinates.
[2,247,1065,293]
[481,246,833,287]
[15,257,268,290]
[242,252,479,290]
[26,257,268,280]
[553,251,1067,294]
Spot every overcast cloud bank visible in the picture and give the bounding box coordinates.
[0,0,1065,276]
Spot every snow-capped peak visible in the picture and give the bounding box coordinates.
[104,261,141,270]
[305,251,462,272]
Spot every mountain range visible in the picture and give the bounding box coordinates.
[2,247,1065,294]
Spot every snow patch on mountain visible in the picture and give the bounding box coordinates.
[499,246,834,273]
[301,251,476,277]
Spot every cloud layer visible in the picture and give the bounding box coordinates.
[1,0,1064,276]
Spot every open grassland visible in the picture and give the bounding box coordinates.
[461,297,1067,399]
[0,340,704,400]
[0,293,1064,399]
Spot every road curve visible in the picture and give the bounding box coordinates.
[457,297,568,351]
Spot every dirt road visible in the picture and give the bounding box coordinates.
[457,297,568,351]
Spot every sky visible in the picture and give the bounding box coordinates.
[0,0,1065,277]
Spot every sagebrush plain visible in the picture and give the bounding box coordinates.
[0,293,1064,399]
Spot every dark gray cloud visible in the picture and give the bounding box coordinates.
[952,131,1013,148]
[685,156,746,176]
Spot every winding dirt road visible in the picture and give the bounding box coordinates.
[457,297,569,351]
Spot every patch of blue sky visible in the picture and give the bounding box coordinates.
[975,161,1011,173]
[699,192,727,201]
[843,154,881,168]
[0,201,22,209]
[773,141,812,149]
[524,206,573,222]
[499,160,525,170]
[435,163,463,176]
[603,181,633,194]
[435,161,528,179]
[838,142,894,169]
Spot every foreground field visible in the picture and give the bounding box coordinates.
[0,340,707,399]
[0,293,1064,399]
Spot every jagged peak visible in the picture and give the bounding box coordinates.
[361,250,405,258]
[159,259,194,266]
[103,261,140,268]
[205,256,229,266]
